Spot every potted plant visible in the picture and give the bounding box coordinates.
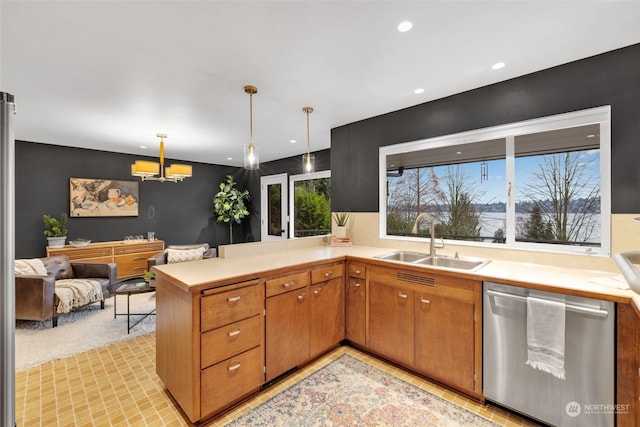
[332,212,351,238]
[143,270,155,286]
[213,175,250,244]
[43,213,68,248]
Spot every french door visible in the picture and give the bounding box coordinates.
[260,173,288,241]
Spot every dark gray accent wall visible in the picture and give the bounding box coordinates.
[15,142,329,258]
[331,43,640,214]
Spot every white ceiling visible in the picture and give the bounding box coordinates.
[2,1,639,167]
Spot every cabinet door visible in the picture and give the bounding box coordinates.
[414,292,475,392]
[310,277,344,358]
[345,277,366,346]
[368,282,414,366]
[265,288,309,381]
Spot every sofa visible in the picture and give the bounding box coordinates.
[15,255,117,327]
[147,243,217,269]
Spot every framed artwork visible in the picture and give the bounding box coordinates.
[70,178,139,217]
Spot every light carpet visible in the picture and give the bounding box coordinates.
[227,354,498,426]
[15,292,156,371]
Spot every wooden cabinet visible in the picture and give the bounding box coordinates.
[345,262,366,346]
[47,239,164,279]
[310,262,345,358]
[368,276,415,366]
[367,264,482,397]
[265,270,310,381]
[265,262,344,381]
[155,277,264,423]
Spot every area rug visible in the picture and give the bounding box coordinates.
[227,354,498,426]
[15,292,156,371]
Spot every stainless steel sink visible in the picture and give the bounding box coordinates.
[414,255,490,271]
[375,250,429,263]
[375,251,490,271]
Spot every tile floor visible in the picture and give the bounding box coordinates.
[15,333,539,426]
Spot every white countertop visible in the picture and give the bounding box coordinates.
[153,244,637,305]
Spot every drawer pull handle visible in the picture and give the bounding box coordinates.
[228,329,241,337]
[297,293,307,300]
[283,281,294,288]
[227,296,241,303]
[353,269,361,274]
[228,363,241,372]
[352,282,361,287]
[324,271,333,277]
[398,292,408,299]
[420,298,431,304]
[314,288,322,295]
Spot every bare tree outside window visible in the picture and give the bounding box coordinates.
[519,151,600,245]
[434,165,482,241]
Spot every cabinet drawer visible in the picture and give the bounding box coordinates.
[48,246,113,260]
[201,284,262,331]
[201,315,262,369]
[311,263,344,284]
[114,241,164,255]
[347,262,366,279]
[265,271,309,298]
[115,251,159,277]
[201,346,263,418]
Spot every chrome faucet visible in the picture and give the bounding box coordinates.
[411,212,437,257]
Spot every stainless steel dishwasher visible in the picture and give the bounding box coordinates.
[483,282,615,427]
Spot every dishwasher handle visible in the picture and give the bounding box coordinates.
[486,288,609,318]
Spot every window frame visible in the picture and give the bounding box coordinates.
[379,106,611,256]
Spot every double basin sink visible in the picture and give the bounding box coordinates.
[374,250,490,272]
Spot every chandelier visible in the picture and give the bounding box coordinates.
[131,133,192,182]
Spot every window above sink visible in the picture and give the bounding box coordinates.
[379,106,611,257]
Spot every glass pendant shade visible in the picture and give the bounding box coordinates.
[302,153,315,174]
[244,143,259,170]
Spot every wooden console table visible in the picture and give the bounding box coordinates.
[46,240,164,280]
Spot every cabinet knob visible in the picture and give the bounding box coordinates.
[324,271,333,277]
[352,282,361,287]
[297,293,307,300]
[420,298,431,304]
[228,363,241,372]
[398,292,408,299]
[354,269,361,274]
[283,281,294,288]
[228,329,241,337]
[314,288,322,295]
[227,296,241,303]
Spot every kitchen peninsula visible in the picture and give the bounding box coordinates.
[152,242,639,425]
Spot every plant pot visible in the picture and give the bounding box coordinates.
[335,226,348,239]
[47,236,67,248]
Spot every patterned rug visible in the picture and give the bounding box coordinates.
[227,354,498,426]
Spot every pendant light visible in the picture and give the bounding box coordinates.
[243,85,259,170]
[131,133,192,182]
[302,106,315,174]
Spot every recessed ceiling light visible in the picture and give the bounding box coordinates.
[492,62,505,70]
[397,21,413,32]
[456,151,462,155]
[586,134,596,138]
[227,157,233,161]
[414,88,424,94]
[290,139,297,144]
[139,145,147,149]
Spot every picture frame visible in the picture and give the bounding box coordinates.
[70,178,139,217]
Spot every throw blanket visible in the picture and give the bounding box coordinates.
[525,294,566,380]
[14,259,48,276]
[54,279,103,314]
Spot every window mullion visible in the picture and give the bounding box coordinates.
[505,136,516,245]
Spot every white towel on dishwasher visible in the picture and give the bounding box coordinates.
[525,294,566,380]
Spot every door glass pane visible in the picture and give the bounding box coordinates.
[267,183,282,237]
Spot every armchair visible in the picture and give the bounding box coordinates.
[147,243,217,270]
[15,255,117,327]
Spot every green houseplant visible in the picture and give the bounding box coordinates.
[332,212,351,238]
[43,213,68,247]
[213,175,250,244]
